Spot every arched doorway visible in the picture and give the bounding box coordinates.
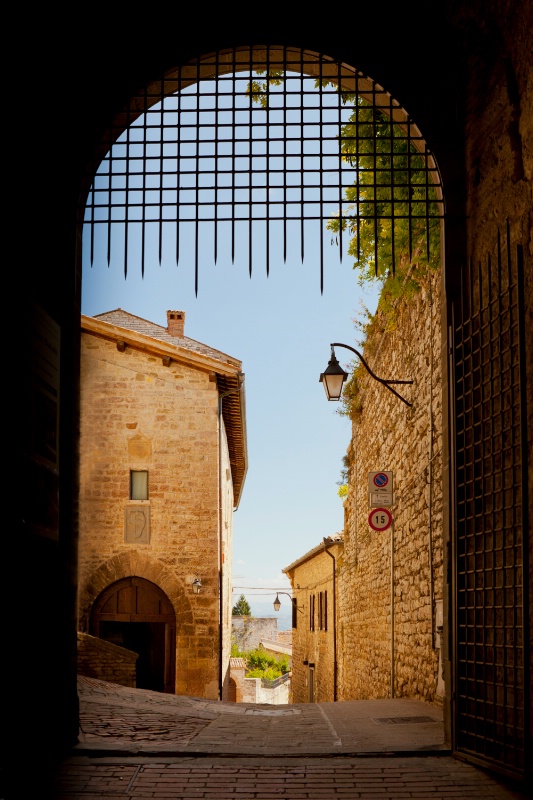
[90,577,176,693]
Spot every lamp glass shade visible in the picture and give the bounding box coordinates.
[273,594,281,611]
[320,353,348,401]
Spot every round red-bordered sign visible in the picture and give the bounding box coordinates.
[368,507,393,531]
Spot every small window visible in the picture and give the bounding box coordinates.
[291,598,298,629]
[130,470,148,500]
[318,591,328,631]
[309,594,315,632]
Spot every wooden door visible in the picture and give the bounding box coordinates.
[90,577,176,693]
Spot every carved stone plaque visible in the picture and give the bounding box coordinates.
[124,505,151,543]
[127,433,152,461]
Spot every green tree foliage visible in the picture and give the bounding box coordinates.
[232,594,252,616]
[247,73,441,288]
[247,72,441,425]
[326,93,441,280]
[246,69,285,108]
[231,644,290,679]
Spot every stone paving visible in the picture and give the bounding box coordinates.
[75,676,447,755]
[36,678,530,799]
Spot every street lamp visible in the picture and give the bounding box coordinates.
[192,576,202,594]
[320,343,413,407]
[273,592,293,611]
[319,349,349,401]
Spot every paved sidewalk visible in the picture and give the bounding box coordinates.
[52,754,528,799]
[33,678,530,799]
[74,675,448,756]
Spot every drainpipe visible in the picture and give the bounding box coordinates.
[324,543,337,701]
[218,374,245,700]
[428,279,435,649]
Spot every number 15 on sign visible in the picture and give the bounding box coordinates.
[368,507,393,531]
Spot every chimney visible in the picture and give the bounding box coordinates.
[166,310,185,338]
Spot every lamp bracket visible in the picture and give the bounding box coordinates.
[330,343,413,407]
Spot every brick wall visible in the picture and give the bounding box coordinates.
[78,329,234,699]
[77,632,137,687]
[285,542,342,704]
[339,268,444,704]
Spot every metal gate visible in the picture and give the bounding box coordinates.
[82,46,443,292]
[451,223,529,779]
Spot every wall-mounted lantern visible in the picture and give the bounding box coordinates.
[273,591,293,611]
[320,343,413,406]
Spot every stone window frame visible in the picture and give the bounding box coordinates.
[130,469,149,500]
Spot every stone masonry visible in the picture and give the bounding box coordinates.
[284,534,344,704]
[77,632,137,687]
[339,268,444,704]
[78,309,246,700]
[231,616,278,652]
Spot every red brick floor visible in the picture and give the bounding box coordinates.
[51,755,529,799]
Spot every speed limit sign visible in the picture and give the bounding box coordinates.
[368,507,393,531]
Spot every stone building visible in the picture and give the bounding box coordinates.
[283,533,344,703]
[77,309,248,700]
[337,267,445,704]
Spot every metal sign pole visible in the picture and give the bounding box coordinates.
[391,520,395,699]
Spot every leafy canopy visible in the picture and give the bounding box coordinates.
[230,644,290,679]
[246,71,442,433]
[246,71,441,291]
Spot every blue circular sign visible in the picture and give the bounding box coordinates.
[373,472,389,487]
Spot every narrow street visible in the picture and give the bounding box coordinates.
[45,678,528,799]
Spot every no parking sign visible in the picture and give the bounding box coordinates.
[368,507,393,531]
[369,471,392,490]
[368,471,394,508]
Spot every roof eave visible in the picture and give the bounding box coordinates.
[81,314,241,377]
[282,536,344,575]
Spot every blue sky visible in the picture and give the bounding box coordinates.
[81,70,383,629]
[82,240,380,628]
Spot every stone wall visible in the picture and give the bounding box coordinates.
[339,268,444,704]
[77,632,137,687]
[284,540,343,704]
[78,329,234,700]
[231,616,278,652]
[242,676,291,705]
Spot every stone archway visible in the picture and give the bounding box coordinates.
[76,37,531,782]
[79,551,198,694]
[90,576,176,693]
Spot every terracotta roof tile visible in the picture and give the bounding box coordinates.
[93,308,240,366]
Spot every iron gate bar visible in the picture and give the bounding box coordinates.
[84,46,444,290]
[515,237,530,770]
[453,222,526,778]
